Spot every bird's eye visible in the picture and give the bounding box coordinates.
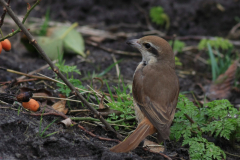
[144,43,151,49]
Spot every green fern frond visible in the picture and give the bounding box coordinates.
[198,37,233,50]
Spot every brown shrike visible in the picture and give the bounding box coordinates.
[110,36,179,153]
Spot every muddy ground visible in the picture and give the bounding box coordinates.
[0,0,240,159]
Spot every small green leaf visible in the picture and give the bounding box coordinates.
[38,37,63,60]
[50,24,85,57]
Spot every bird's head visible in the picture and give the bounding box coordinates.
[126,36,175,67]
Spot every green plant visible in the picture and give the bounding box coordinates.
[81,59,123,81]
[171,94,240,159]
[198,37,236,81]
[149,6,170,29]
[38,7,50,36]
[55,53,85,96]
[207,43,236,81]
[175,57,182,66]
[169,40,186,53]
[38,107,58,138]
[198,37,233,51]
[105,78,136,130]
[168,40,185,66]
[182,136,225,160]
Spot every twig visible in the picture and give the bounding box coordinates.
[69,109,90,113]
[77,124,121,143]
[72,116,136,124]
[0,99,8,105]
[71,117,101,122]
[37,73,90,93]
[86,40,141,57]
[0,106,19,111]
[229,22,240,35]
[0,0,40,41]
[142,148,172,160]
[32,96,98,107]
[184,114,195,124]
[111,54,120,77]
[0,0,123,141]
[29,112,68,119]
[0,67,52,81]
[0,0,10,28]
[18,60,57,80]
[0,78,38,84]
[224,150,240,158]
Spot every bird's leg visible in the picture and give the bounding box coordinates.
[163,140,167,154]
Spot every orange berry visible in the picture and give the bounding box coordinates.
[1,39,11,51]
[22,99,40,112]
[0,42,2,54]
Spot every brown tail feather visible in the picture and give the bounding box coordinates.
[110,117,156,153]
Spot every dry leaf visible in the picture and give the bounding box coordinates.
[206,61,238,100]
[98,95,105,109]
[52,100,68,114]
[0,85,7,93]
[88,36,106,43]
[96,108,122,117]
[143,139,165,153]
[59,118,73,127]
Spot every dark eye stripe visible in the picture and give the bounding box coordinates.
[149,47,159,56]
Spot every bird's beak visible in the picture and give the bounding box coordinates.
[126,39,141,49]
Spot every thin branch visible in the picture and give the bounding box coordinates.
[29,112,68,119]
[0,67,53,81]
[0,0,123,141]
[0,0,10,28]
[77,124,121,143]
[0,0,40,41]
[142,148,172,160]
[18,60,57,80]
[0,78,38,85]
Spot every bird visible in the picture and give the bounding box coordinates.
[110,36,179,153]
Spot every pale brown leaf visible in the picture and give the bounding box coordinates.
[59,118,73,127]
[52,100,68,114]
[206,61,238,100]
[143,139,164,153]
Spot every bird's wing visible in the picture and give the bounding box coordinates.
[133,64,179,140]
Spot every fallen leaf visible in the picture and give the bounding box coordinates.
[59,118,73,127]
[0,85,7,93]
[49,23,85,57]
[37,36,64,60]
[98,95,105,109]
[52,100,68,114]
[206,61,238,100]
[143,139,165,153]
[88,36,105,43]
